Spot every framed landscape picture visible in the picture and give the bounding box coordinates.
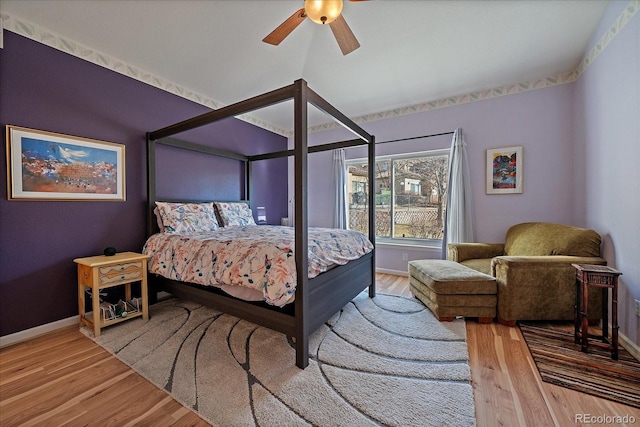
[486,146,522,194]
[6,125,125,201]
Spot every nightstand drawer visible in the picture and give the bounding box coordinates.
[98,261,143,285]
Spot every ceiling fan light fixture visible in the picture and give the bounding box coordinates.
[304,0,343,25]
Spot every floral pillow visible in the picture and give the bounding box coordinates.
[155,202,220,233]
[153,207,164,230]
[214,202,256,227]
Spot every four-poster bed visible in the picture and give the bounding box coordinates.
[145,79,376,368]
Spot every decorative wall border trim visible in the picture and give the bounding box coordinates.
[0,13,290,137]
[308,71,578,134]
[575,0,639,78]
[2,0,636,137]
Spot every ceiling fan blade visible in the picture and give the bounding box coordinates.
[263,8,307,46]
[329,14,360,55]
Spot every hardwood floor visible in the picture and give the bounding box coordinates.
[1,273,638,426]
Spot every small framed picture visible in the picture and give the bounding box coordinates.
[486,146,523,194]
[6,125,126,201]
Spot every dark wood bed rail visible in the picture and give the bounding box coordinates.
[146,79,376,368]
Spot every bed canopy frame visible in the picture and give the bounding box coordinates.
[146,79,375,368]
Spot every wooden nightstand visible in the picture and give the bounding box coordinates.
[74,251,150,337]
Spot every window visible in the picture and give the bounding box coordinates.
[353,181,366,193]
[346,149,449,245]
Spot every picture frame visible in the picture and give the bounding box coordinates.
[486,146,523,194]
[6,125,126,201]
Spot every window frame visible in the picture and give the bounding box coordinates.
[346,148,450,248]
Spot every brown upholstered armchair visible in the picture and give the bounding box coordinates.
[448,222,606,325]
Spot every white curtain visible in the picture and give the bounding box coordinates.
[442,128,474,259]
[332,149,347,228]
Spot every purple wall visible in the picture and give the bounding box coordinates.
[0,32,288,336]
[573,2,639,346]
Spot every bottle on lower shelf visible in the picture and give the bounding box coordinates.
[113,298,141,318]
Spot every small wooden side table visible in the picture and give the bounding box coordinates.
[74,252,150,337]
[572,263,622,360]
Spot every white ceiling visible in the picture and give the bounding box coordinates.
[1,0,611,134]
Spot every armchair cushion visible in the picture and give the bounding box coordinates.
[504,222,602,257]
[449,242,504,275]
[460,259,493,275]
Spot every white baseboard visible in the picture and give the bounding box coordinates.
[0,292,175,348]
[0,315,77,348]
[376,268,408,277]
[619,331,640,362]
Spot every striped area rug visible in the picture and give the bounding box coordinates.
[519,323,640,409]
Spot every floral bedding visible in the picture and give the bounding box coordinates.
[143,225,374,307]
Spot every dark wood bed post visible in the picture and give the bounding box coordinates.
[245,160,251,205]
[368,134,376,298]
[145,132,158,305]
[145,132,156,238]
[293,79,310,368]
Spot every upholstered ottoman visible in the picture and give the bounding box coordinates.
[409,259,497,323]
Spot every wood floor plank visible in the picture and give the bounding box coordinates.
[2,367,132,426]
[0,327,82,359]
[70,373,182,425]
[2,274,639,426]
[501,335,557,427]
[1,349,113,401]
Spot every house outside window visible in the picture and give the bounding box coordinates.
[346,149,449,246]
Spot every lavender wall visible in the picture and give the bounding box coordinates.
[573,2,639,346]
[300,83,576,272]
[0,32,288,337]
[300,2,639,348]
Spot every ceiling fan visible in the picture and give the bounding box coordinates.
[263,0,367,56]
